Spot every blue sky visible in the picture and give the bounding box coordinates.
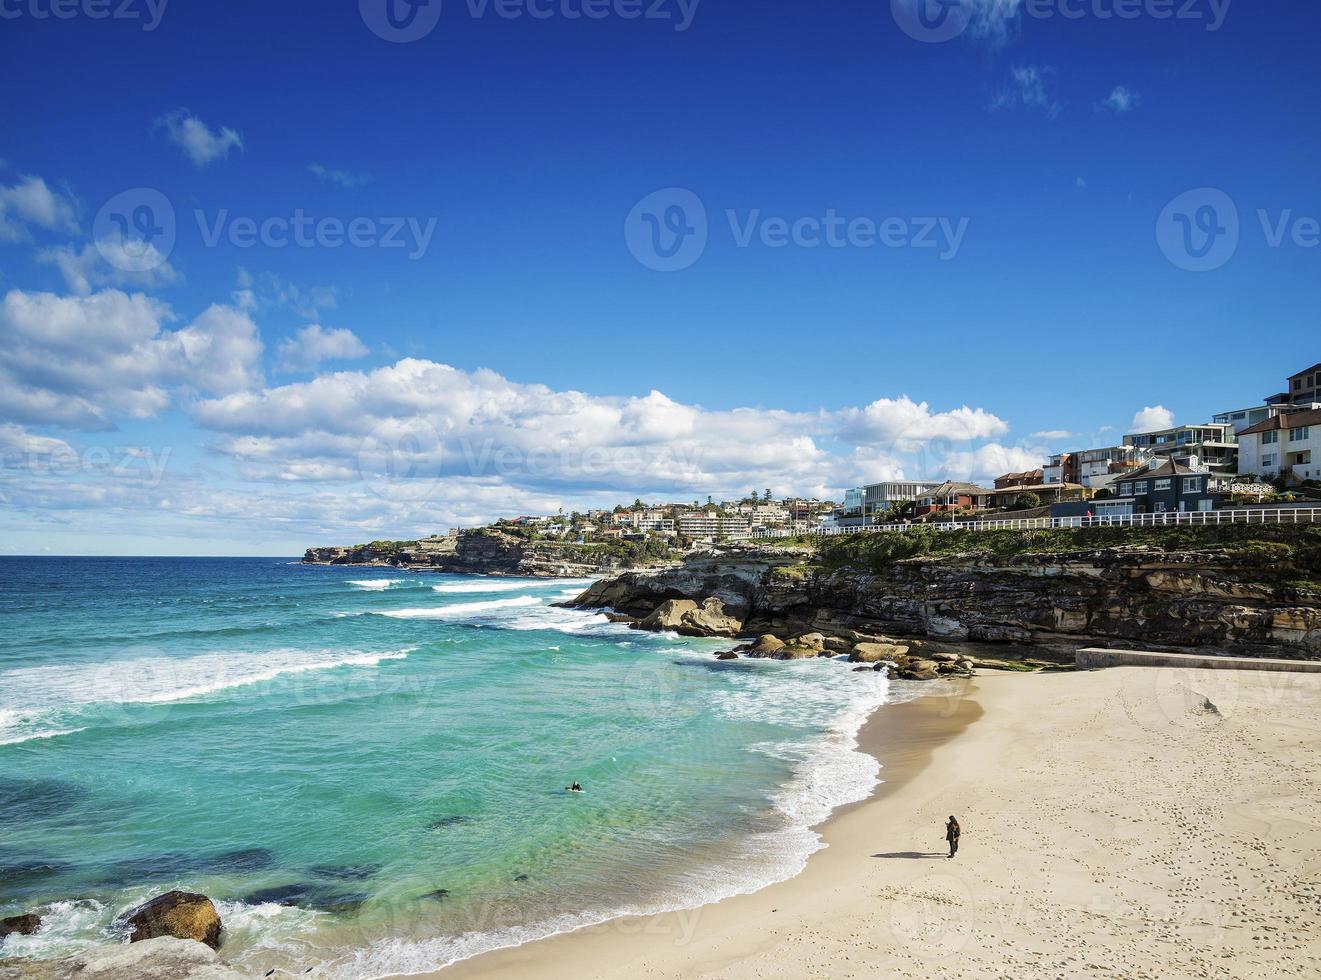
[1,0,1318,554]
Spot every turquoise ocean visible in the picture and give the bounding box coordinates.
[0,557,897,977]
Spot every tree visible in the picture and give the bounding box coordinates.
[764,488,773,502]
[1014,492,1042,511]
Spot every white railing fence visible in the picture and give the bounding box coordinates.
[752,507,1321,538]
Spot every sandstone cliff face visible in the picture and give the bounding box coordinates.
[571,546,1321,659]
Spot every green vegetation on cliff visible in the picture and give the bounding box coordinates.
[767,524,1321,586]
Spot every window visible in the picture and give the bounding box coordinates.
[1262,430,1278,444]
[1262,454,1276,467]
[1290,426,1310,442]
[1183,478,1202,493]
[1120,483,1132,496]
[1295,379,1303,390]
[1199,499,1213,512]
[1154,479,1171,491]
[1134,482,1148,494]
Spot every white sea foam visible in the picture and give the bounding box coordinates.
[0,725,88,747]
[379,596,543,619]
[431,580,542,594]
[0,900,109,959]
[348,578,413,590]
[0,647,417,729]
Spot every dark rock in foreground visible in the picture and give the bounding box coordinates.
[0,913,40,939]
[122,891,222,950]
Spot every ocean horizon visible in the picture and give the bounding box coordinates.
[0,556,899,977]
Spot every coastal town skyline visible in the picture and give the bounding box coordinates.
[3,0,1320,555]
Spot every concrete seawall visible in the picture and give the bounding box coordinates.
[1077,647,1321,673]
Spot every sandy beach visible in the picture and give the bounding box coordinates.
[427,665,1321,980]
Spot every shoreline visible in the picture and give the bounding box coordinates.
[404,665,1321,979]
[402,678,984,980]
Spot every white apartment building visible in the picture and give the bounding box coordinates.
[747,504,790,525]
[677,512,752,540]
[635,518,676,534]
[1236,408,1319,481]
[861,481,942,517]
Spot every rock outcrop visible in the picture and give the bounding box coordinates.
[122,891,222,950]
[637,597,743,637]
[0,914,40,939]
[0,937,246,980]
[569,535,1321,662]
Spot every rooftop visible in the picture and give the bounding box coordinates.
[1238,406,1321,436]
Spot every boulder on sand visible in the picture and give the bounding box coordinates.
[122,891,222,950]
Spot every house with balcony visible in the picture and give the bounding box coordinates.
[1054,458,1228,518]
[914,481,993,516]
[1236,407,1320,482]
[987,482,1087,509]
[1123,422,1238,475]
[993,469,1043,490]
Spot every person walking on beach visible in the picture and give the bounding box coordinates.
[945,816,961,858]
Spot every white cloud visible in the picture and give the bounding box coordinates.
[0,289,263,430]
[234,269,337,320]
[1129,405,1175,433]
[0,175,79,242]
[0,422,76,463]
[1096,85,1141,114]
[308,163,372,189]
[185,361,1019,512]
[156,110,244,167]
[965,0,1024,45]
[991,66,1062,119]
[39,240,180,295]
[837,396,1008,451]
[937,444,1044,485]
[1031,429,1074,440]
[277,325,369,372]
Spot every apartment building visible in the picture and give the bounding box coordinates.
[676,512,752,540]
[1266,362,1321,407]
[1236,407,1320,482]
[1123,423,1238,474]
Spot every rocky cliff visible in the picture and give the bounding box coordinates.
[570,528,1321,661]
